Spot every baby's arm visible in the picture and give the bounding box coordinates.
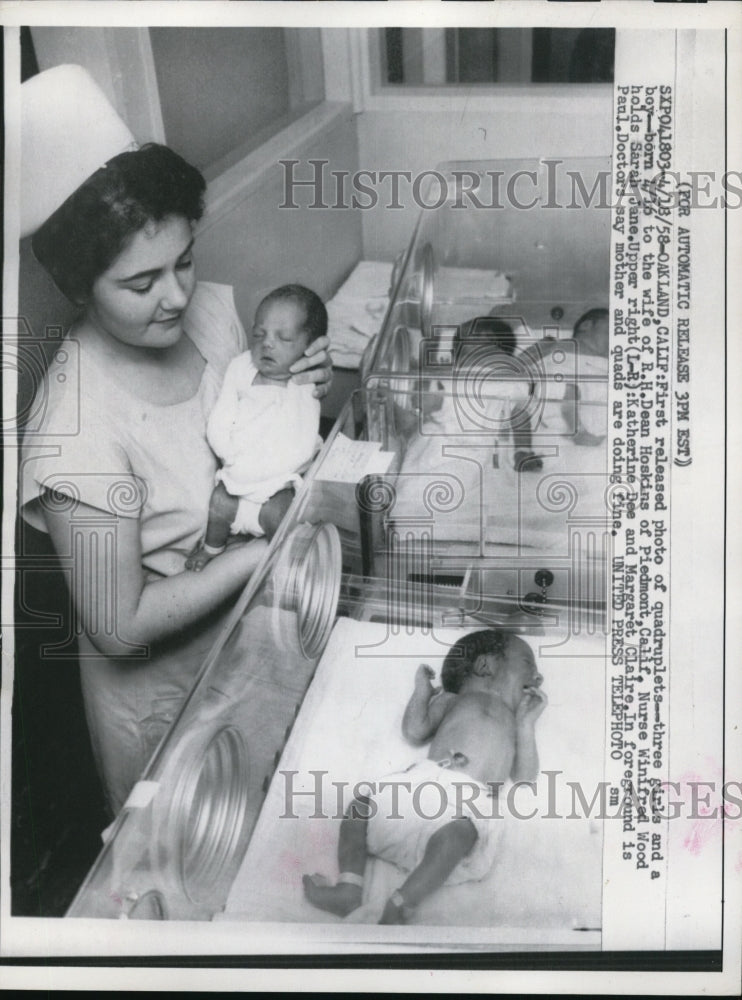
[560,383,605,447]
[510,686,548,782]
[206,353,251,459]
[510,410,543,472]
[402,664,455,745]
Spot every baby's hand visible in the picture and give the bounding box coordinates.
[414,663,438,696]
[516,686,548,725]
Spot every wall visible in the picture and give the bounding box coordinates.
[356,88,614,260]
[17,241,79,422]
[194,104,363,333]
[29,26,166,145]
[150,27,291,173]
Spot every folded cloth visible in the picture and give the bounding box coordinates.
[434,267,512,304]
[327,261,393,369]
[535,349,608,438]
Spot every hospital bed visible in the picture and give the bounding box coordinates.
[68,159,611,949]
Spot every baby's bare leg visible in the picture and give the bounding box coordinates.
[561,385,606,446]
[379,817,477,924]
[510,412,543,472]
[205,482,239,547]
[258,487,295,541]
[186,482,239,571]
[303,797,369,917]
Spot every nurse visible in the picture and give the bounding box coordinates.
[19,66,333,817]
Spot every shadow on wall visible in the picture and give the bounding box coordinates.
[14,231,106,917]
[17,239,79,421]
[12,520,109,917]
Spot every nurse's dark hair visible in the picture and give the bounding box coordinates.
[31,143,206,304]
[259,284,328,343]
[441,629,511,693]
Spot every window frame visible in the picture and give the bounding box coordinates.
[362,26,614,112]
[27,26,354,238]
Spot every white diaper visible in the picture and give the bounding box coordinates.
[230,495,265,537]
[228,478,299,537]
[365,760,503,885]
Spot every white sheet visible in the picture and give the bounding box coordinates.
[391,379,608,550]
[326,261,393,370]
[223,618,604,938]
[537,351,609,439]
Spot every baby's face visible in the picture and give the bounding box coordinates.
[512,638,543,689]
[575,316,609,358]
[494,637,543,694]
[249,299,310,379]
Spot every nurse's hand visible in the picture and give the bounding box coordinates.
[290,335,333,399]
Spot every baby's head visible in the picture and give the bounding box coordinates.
[250,284,328,380]
[442,629,542,697]
[573,307,609,358]
[456,316,517,363]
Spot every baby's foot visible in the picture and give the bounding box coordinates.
[513,450,543,472]
[185,540,224,572]
[302,873,362,916]
[379,891,413,925]
[185,542,212,572]
[573,428,606,447]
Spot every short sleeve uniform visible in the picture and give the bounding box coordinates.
[20,282,247,816]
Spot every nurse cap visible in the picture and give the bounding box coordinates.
[21,64,137,238]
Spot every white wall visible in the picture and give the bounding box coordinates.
[150,27,292,173]
[195,105,363,328]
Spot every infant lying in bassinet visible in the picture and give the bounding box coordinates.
[405,316,545,473]
[219,617,604,933]
[388,311,608,547]
[303,628,547,924]
[519,307,609,446]
[401,308,609,466]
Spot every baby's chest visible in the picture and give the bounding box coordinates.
[230,386,286,425]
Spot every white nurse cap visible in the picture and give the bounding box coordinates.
[21,64,138,238]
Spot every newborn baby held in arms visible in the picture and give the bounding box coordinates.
[188,285,326,570]
[303,628,547,923]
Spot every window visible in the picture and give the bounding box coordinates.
[379,28,615,87]
[149,28,325,178]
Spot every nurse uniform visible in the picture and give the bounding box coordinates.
[20,281,249,815]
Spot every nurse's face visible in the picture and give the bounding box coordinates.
[87,214,196,350]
